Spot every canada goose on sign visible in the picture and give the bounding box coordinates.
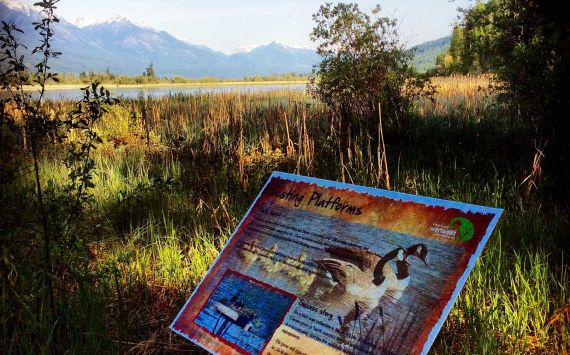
[307,244,428,331]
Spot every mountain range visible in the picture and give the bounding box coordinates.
[0,0,447,78]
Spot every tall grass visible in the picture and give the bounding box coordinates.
[1,77,568,353]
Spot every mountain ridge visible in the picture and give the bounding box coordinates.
[1,1,447,77]
[411,36,451,73]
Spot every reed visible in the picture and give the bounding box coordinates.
[1,76,567,353]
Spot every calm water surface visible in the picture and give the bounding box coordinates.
[1,83,306,101]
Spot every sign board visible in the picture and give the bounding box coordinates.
[171,172,502,354]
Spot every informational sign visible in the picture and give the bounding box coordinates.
[171,172,502,355]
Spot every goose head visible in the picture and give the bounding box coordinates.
[406,244,429,266]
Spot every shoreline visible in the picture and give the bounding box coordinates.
[15,80,308,92]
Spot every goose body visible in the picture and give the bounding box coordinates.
[308,244,428,331]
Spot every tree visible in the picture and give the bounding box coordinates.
[145,62,155,78]
[461,0,570,201]
[435,26,472,74]
[104,67,115,80]
[308,3,431,186]
[435,2,500,75]
[310,3,412,127]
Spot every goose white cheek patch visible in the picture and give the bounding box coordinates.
[170,172,502,355]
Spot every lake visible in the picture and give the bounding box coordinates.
[1,83,307,101]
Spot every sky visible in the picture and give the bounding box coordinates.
[19,0,473,53]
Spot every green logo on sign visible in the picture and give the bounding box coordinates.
[449,217,474,241]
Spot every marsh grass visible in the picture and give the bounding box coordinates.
[1,76,568,353]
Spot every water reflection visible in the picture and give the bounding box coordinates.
[0,83,306,101]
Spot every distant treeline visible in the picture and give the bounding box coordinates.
[43,69,310,85]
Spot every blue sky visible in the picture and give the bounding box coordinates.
[24,0,474,53]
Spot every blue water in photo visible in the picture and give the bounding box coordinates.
[194,272,295,354]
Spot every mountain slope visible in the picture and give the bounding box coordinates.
[79,17,232,77]
[228,42,320,76]
[0,1,319,78]
[0,1,113,73]
[411,36,451,73]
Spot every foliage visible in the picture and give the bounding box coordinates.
[309,3,429,129]
[64,83,117,208]
[1,0,63,317]
[435,27,469,75]
[241,72,309,82]
[144,62,156,78]
[1,1,568,353]
[435,2,498,75]
[308,2,434,186]
[435,2,499,75]
[1,0,118,351]
[435,0,570,201]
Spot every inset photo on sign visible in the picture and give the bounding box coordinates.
[193,270,296,354]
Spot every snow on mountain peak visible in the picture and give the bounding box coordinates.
[74,15,131,28]
[73,16,98,28]
[99,15,130,26]
[1,0,36,15]
[277,41,315,50]
[76,15,159,33]
[226,44,258,55]
[265,41,315,51]
[227,41,315,55]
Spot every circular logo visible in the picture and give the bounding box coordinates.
[449,217,474,241]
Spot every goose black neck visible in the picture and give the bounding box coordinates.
[372,248,401,285]
[395,260,409,280]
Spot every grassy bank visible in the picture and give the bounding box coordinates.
[1,76,568,353]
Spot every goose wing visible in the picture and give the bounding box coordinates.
[316,259,348,288]
[325,246,381,272]
[316,259,370,290]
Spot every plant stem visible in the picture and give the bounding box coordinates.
[31,137,55,316]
